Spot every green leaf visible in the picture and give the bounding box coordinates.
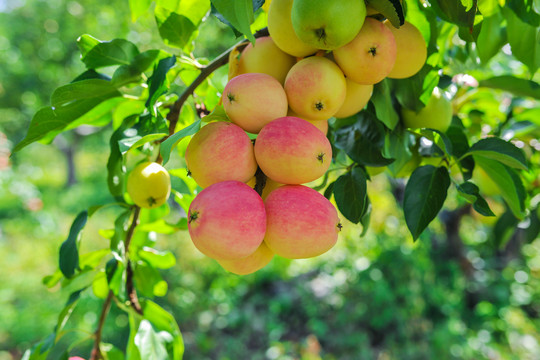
[59,211,88,278]
[13,80,121,152]
[211,0,255,43]
[138,247,176,269]
[134,320,169,360]
[370,80,399,130]
[333,110,394,167]
[333,167,368,224]
[493,210,519,249]
[118,133,167,154]
[129,0,153,21]
[133,263,166,298]
[507,0,540,26]
[476,12,507,64]
[404,165,451,240]
[430,0,478,29]
[391,65,439,112]
[160,119,201,165]
[146,56,177,114]
[468,137,528,170]
[113,50,171,87]
[107,126,130,199]
[478,76,540,100]
[503,7,540,75]
[455,181,495,216]
[446,123,474,180]
[474,156,526,219]
[202,104,229,122]
[142,300,184,359]
[366,0,404,27]
[56,289,83,339]
[77,35,140,69]
[411,128,454,156]
[155,6,197,49]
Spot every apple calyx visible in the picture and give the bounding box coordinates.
[317,153,325,163]
[337,223,343,231]
[189,211,199,224]
[227,93,236,103]
[314,28,327,44]
[368,46,377,56]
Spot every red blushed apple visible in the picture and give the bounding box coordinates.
[264,185,341,259]
[188,181,266,261]
[254,117,332,184]
[333,17,397,85]
[185,122,257,188]
[217,241,274,275]
[223,73,288,133]
[284,56,346,121]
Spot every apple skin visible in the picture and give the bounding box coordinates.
[284,56,346,121]
[402,87,452,132]
[291,0,366,50]
[69,357,86,360]
[267,0,317,57]
[264,185,341,259]
[188,181,266,261]
[254,117,332,184]
[223,73,288,134]
[126,162,171,209]
[237,36,296,84]
[333,78,373,118]
[385,21,427,79]
[287,107,329,134]
[333,17,397,85]
[185,122,257,188]
[217,241,274,275]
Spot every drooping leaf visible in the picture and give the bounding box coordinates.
[455,181,495,216]
[503,7,540,75]
[59,211,88,278]
[77,35,140,69]
[478,76,540,100]
[468,137,528,170]
[333,167,368,223]
[211,0,256,43]
[366,0,404,27]
[146,56,177,114]
[476,11,507,64]
[404,165,451,240]
[333,110,394,167]
[160,119,201,165]
[142,300,184,359]
[13,80,121,152]
[370,80,399,130]
[474,156,526,219]
[506,0,540,26]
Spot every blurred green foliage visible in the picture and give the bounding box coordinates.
[1,0,540,360]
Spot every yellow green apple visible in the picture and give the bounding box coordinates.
[385,20,427,79]
[291,0,366,50]
[267,0,317,57]
[185,122,257,188]
[188,181,266,261]
[254,116,332,184]
[223,73,288,134]
[264,185,340,259]
[333,78,373,118]
[126,162,171,209]
[284,56,346,120]
[402,87,452,132]
[237,36,296,84]
[333,17,397,84]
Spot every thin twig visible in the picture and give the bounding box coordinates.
[90,206,142,360]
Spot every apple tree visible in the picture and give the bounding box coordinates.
[13,0,540,359]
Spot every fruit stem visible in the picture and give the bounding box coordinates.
[90,291,114,360]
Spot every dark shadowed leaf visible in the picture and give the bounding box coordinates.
[404,165,450,240]
[456,181,495,216]
[333,167,368,223]
[366,0,404,27]
[146,56,177,113]
[446,123,474,180]
[59,211,88,278]
[468,137,528,170]
[370,80,399,130]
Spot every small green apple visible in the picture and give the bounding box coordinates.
[291,0,366,50]
[402,87,453,132]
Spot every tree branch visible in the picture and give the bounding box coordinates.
[165,27,269,136]
[90,206,142,360]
